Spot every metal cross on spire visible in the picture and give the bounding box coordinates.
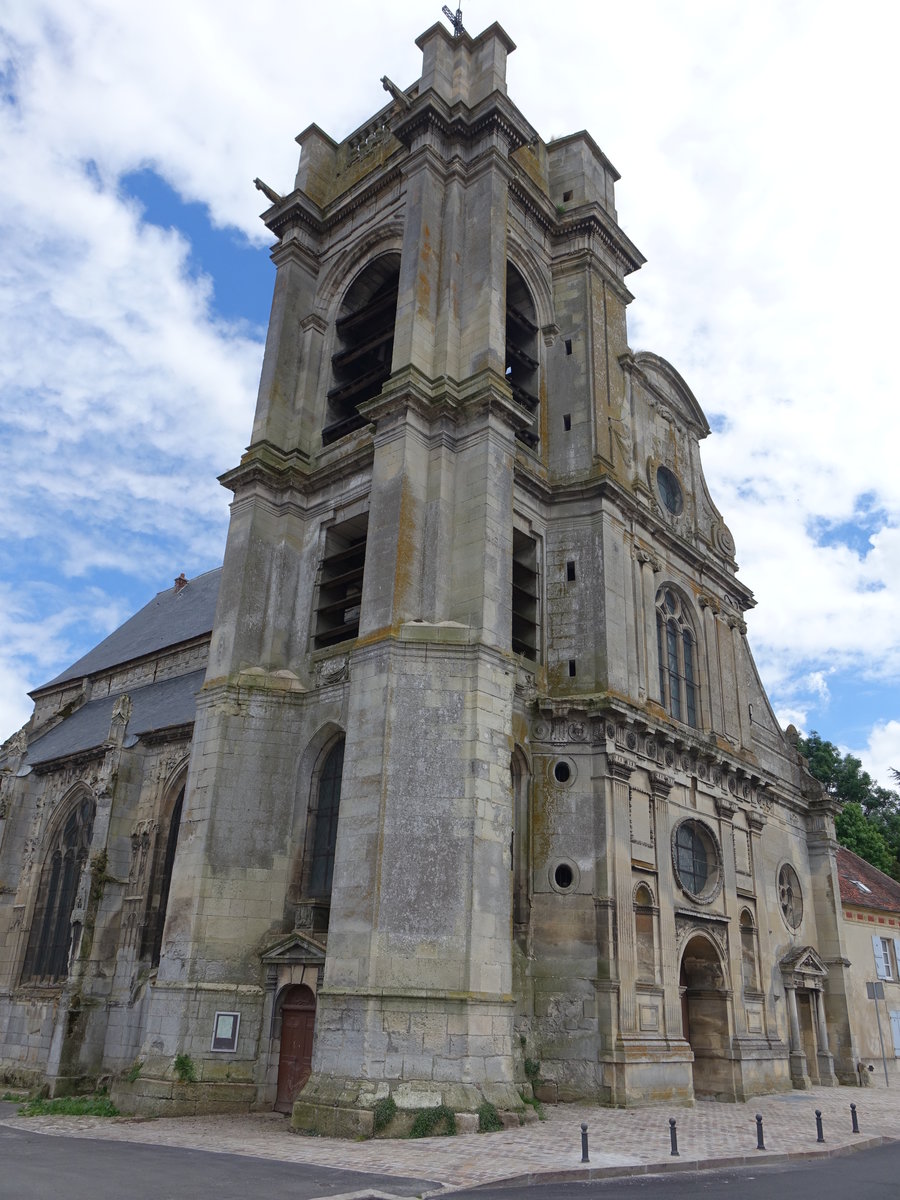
[442,5,466,37]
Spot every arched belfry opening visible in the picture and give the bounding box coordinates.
[505,262,539,449]
[679,934,731,1099]
[325,254,401,444]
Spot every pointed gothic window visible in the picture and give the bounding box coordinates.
[141,783,185,967]
[22,793,95,984]
[305,738,345,901]
[505,263,540,450]
[325,255,400,444]
[655,587,699,728]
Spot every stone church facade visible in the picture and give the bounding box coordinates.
[0,19,860,1130]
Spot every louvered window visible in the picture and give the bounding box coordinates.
[505,264,540,450]
[325,257,400,445]
[512,528,540,661]
[314,514,368,648]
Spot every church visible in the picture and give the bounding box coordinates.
[0,16,859,1133]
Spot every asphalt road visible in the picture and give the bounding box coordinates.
[0,1117,437,1200]
[442,1140,900,1199]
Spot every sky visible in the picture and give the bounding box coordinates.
[1,1,898,784]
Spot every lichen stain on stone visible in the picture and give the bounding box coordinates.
[531,784,556,866]
[392,477,418,617]
[417,224,433,318]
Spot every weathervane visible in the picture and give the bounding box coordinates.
[442,5,466,37]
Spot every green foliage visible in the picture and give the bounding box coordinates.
[477,1099,503,1132]
[125,1060,143,1084]
[18,1093,118,1117]
[523,1057,541,1082]
[798,731,900,880]
[373,1094,396,1132]
[173,1053,197,1083]
[408,1104,456,1138]
[835,802,895,874]
[521,1092,546,1119]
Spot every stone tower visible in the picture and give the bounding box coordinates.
[108,17,854,1126]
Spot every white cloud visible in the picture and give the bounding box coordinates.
[856,721,900,793]
[0,0,898,748]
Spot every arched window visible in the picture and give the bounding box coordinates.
[305,738,345,901]
[655,587,699,727]
[505,263,540,449]
[739,909,759,992]
[511,748,531,943]
[325,255,400,444]
[141,783,185,967]
[22,793,95,984]
[634,883,656,981]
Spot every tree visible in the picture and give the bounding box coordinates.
[797,731,900,880]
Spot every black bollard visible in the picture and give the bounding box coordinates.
[581,1122,589,1163]
[669,1117,680,1157]
[755,1113,765,1150]
[851,1103,860,1134]
[815,1109,824,1143]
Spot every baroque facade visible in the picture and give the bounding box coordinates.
[0,19,861,1130]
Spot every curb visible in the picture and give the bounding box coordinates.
[430,1134,895,1194]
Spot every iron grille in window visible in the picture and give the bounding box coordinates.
[505,263,540,449]
[655,587,698,727]
[313,514,369,648]
[325,256,400,445]
[21,794,95,984]
[512,528,540,661]
[306,739,345,900]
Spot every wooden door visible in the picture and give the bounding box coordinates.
[275,986,316,1113]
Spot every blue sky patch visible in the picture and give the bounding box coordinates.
[807,494,890,558]
[119,168,273,326]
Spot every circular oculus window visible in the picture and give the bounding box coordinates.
[778,863,803,930]
[672,819,722,902]
[550,859,579,894]
[657,466,684,515]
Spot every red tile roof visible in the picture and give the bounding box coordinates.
[836,845,900,913]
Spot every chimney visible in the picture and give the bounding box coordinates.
[174,573,188,593]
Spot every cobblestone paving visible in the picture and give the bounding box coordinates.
[1,1086,898,1191]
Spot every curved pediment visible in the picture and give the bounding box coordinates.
[632,351,710,439]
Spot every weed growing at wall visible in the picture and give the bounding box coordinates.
[408,1104,456,1138]
[173,1054,197,1083]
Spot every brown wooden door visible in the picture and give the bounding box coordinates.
[275,986,316,1113]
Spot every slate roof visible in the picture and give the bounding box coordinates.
[35,568,222,691]
[836,845,900,914]
[25,670,206,767]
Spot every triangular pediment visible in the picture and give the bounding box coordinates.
[260,930,326,966]
[780,945,828,979]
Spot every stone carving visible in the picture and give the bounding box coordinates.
[698,594,720,614]
[605,723,616,740]
[634,546,661,571]
[568,721,587,742]
[532,720,551,741]
[317,655,350,686]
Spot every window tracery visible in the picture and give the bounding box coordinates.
[655,587,699,727]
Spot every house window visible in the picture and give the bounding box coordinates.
[21,794,95,984]
[305,738,345,901]
[325,255,400,444]
[655,588,698,727]
[505,263,540,450]
[873,934,900,981]
[313,514,368,648]
[890,1011,900,1057]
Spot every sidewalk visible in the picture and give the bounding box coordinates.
[1,1084,897,1194]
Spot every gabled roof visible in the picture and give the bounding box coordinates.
[34,568,222,692]
[26,670,205,766]
[836,845,900,913]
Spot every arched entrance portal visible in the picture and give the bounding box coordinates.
[275,985,316,1113]
[679,935,731,1098]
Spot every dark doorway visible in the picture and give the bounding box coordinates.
[679,935,731,1098]
[275,985,316,1114]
